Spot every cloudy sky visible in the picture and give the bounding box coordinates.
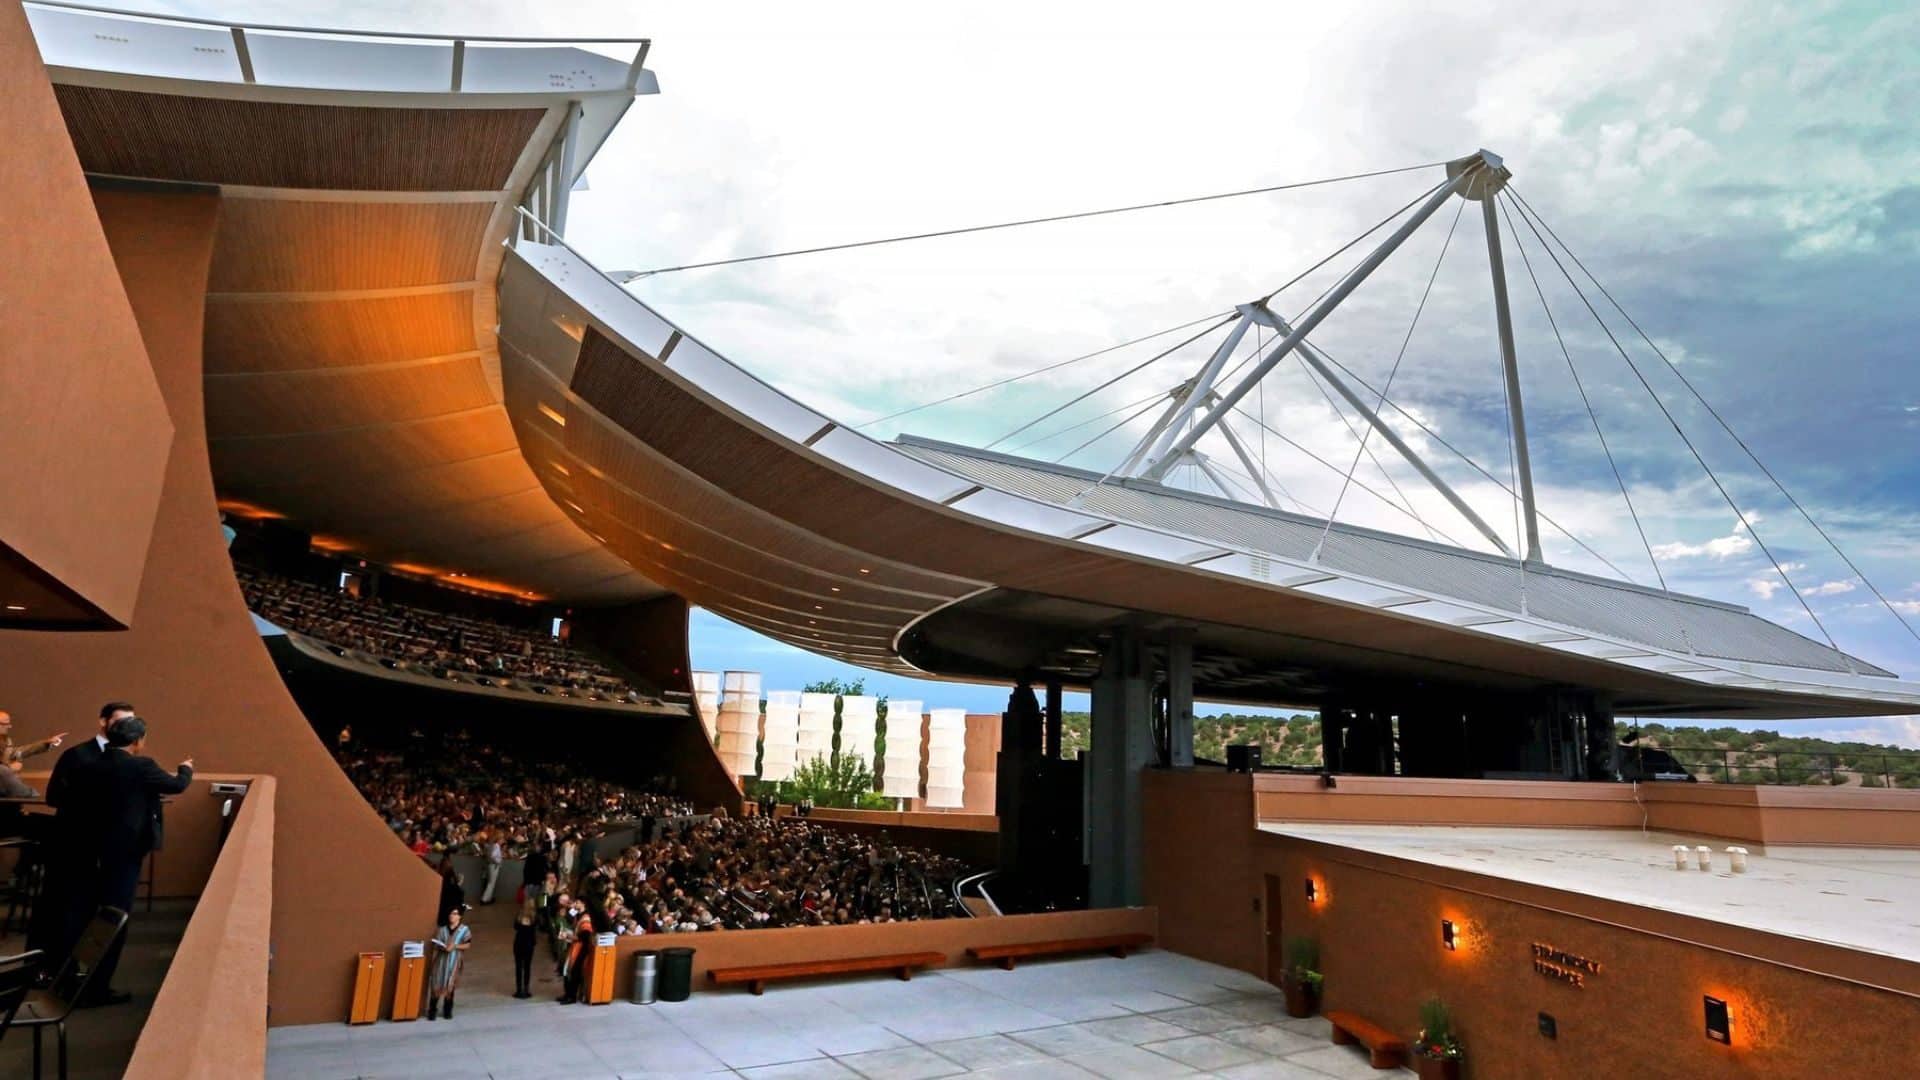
[126,1,1920,739]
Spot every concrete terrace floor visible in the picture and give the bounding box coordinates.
[267,949,1401,1079]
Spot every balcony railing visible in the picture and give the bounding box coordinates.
[1630,743,1920,788]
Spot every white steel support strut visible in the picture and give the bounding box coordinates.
[1127,314,1253,475]
[1146,153,1490,476]
[1245,306,1512,555]
[1214,414,1282,508]
[1482,195,1542,562]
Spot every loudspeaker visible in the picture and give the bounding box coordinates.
[1226,744,1261,772]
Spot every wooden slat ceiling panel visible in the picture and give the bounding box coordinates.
[208,408,519,478]
[220,451,539,523]
[210,199,492,293]
[502,349,972,599]
[507,385,974,601]
[54,86,543,191]
[204,291,476,373]
[205,356,498,438]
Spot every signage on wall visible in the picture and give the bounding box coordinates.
[1531,942,1601,988]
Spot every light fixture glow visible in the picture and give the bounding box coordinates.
[1304,878,1317,903]
[1441,919,1458,951]
[1704,996,1731,1044]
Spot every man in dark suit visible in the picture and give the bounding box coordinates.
[87,715,193,1005]
[28,702,134,963]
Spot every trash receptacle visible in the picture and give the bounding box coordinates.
[632,950,660,1004]
[658,946,695,1002]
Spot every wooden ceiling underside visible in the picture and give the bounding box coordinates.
[54,85,663,604]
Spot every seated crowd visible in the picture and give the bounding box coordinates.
[233,562,649,703]
[332,730,694,861]
[556,814,970,939]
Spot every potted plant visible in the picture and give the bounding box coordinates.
[1281,937,1323,1018]
[1415,996,1464,1080]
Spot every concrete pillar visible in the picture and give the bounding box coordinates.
[1044,678,1063,761]
[1088,627,1154,908]
[997,681,1041,873]
[1166,628,1195,768]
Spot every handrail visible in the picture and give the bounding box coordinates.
[954,870,1002,917]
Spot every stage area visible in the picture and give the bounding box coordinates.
[1263,821,1920,963]
[266,949,1400,1078]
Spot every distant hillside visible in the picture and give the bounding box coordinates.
[1059,711,1323,767]
[1619,721,1920,787]
[1047,713,1920,784]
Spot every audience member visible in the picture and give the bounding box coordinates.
[29,702,133,968]
[91,714,193,1005]
[1,708,66,772]
[426,907,471,1021]
[511,894,538,999]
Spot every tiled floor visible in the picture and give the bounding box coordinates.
[268,950,1404,1079]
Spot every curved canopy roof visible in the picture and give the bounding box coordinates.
[495,235,1920,720]
[32,2,664,604]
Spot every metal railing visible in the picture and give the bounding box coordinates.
[1630,743,1920,788]
[26,0,651,92]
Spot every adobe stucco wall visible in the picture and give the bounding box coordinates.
[0,188,437,1026]
[605,906,1158,1000]
[0,1,171,627]
[1145,769,1920,1079]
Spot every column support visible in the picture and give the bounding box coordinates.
[1483,195,1542,562]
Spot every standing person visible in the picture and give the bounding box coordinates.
[511,894,538,999]
[480,833,503,904]
[558,902,593,1004]
[436,857,464,927]
[558,832,578,885]
[29,703,133,966]
[93,715,193,1006]
[426,907,471,1020]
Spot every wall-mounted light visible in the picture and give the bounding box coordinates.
[1703,996,1730,1044]
[1441,919,1458,951]
[1304,878,1317,904]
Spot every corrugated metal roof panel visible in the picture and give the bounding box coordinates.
[897,436,1886,677]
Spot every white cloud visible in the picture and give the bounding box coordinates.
[1653,527,1754,561]
[1807,579,1858,596]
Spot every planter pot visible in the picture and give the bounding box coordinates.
[1415,1056,1462,1080]
[1281,976,1320,1018]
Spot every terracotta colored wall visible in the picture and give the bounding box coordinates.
[1144,770,1920,1078]
[0,189,436,1026]
[1252,771,1920,847]
[0,2,171,628]
[605,906,1158,999]
[1143,769,1262,972]
[123,776,274,1080]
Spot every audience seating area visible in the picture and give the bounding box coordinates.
[234,563,658,705]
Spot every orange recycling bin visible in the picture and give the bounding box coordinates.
[587,933,617,1005]
[349,951,387,1025]
[391,941,426,1021]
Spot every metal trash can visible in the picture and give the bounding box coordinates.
[632,950,660,1004]
[658,946,695,1002]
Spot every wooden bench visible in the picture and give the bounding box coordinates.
[967,932,1153,971]
[707,951,945,995]
[1325,1011,1408,1070]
